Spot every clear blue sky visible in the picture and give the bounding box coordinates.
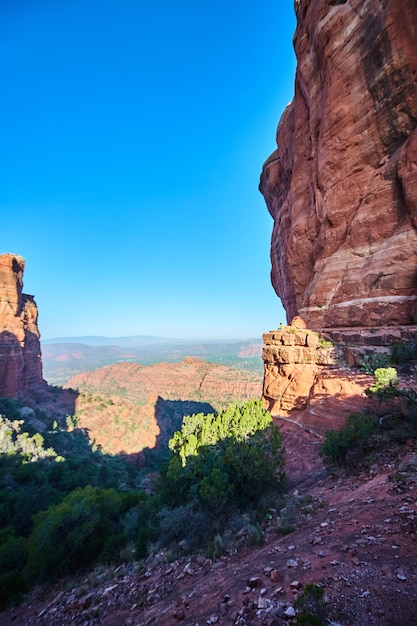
[1,0,296,340]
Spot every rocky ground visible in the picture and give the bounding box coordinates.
[2,418,417,626]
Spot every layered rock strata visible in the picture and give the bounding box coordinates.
[260,0,417,328]
[323,324,417,366]
[262,324,376,433]
[262,324,341,413]
[0,253,45,397]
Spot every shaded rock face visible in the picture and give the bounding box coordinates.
[0,253,44,397]
[260,0,417,328]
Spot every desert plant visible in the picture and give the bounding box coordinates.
[25,486,142,582]
[367,367,398,393]
[294,583,327,625]
[320,412,379,471]
[390,341,417,365]
[359,353,390,374]
[318,338,333,349]
[0,528,28,609]
[163,400,285,513]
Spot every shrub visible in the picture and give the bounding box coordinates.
[294,583,327,625]
[162,399,285,514]
[156,400,285,553]
[320,412,379,470]
[368,367,398,393]
[0,528,28,609]
[318,338,333,349]
[25,486,141,582]
[157,502,213,552]
[390,341,417,365]
[359,353,390,374]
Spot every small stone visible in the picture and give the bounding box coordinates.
[173,609,185,620]
[284,605,296,618]
[271,569,283,582]
[257,596,270,609]
[248,576,263,588]
[273,587,284,596]
[287,559,298,568]
[397,574,407,581]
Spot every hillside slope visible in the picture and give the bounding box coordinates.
[66,357,263,411]
[3,420,417,626]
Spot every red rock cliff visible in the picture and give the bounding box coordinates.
[260,0,417,329]
[0,253,45,397]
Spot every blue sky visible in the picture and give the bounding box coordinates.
[1,0,296,340]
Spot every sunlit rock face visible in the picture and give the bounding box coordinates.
[0,253,45,396]
[260,0,417,329]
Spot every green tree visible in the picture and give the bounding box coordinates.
[161,399,285,514]
[25,486,141,582]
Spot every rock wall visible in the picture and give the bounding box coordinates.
[0,253,45,397]
[260,0,417,329]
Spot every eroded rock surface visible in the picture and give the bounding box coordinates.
[260,0,417,328]
[0,253,45,396]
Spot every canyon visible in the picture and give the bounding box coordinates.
[1,1,417,624]
[64,359,262,458]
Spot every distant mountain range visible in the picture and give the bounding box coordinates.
[42,335,196,347]
[42,335,260,347]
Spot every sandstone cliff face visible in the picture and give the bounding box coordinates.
[260,0,417,328]
[0,253,45,397]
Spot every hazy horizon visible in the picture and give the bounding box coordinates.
[41,334,264,344]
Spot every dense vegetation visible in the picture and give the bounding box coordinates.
[0,398,285,608]
[154,400,285,555]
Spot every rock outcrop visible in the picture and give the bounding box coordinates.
[260,0,417,329]
[0,253,45,397]
[262,319,417,425]
[262,321,377,430]
[262,325,340,414]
